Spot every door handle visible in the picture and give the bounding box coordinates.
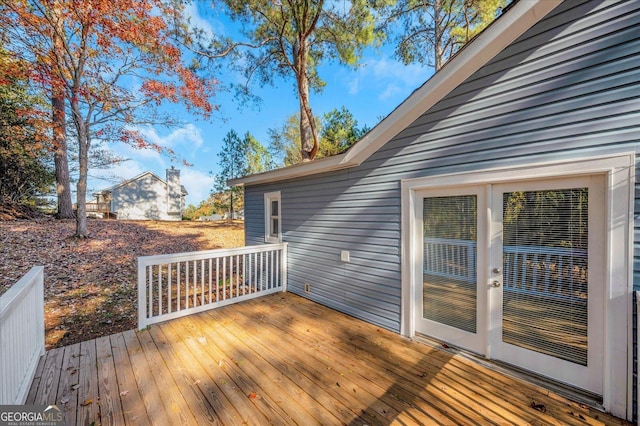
[491,280,501,288]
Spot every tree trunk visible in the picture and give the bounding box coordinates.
[294,39,318,161]
[72,102,89,237]
[433,0,444,71]
[52,92,74,218]
[51,4,74,219]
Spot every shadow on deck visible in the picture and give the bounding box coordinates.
[27,292,629,425]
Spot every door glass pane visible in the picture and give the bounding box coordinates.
[423,195,477,333]
[502,188,588,365]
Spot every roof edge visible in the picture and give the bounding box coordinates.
[228,154,352,186]
[230,0,563,187]
[95,171,165,194]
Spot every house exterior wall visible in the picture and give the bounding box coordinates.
[244,0,640,334]
[111,173,177,221]
[166,167,182,217]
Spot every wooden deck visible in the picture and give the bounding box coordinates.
[26,292,629,425]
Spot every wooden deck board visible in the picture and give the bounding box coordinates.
[77,340,99,425]
[108,333,148,426]
[56,343,81,426]
[26,292,631,426]
[96,336,125,425]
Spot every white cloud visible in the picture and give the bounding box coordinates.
[136,124,204,151]
[180,168,215,206]
[344,55,431,100]
[369,56,429,87]
[183,2,228,40]
[348,77,359,95]
[379,83,403,101]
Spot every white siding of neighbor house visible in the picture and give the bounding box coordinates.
[244,0,640,333]
[112,173,179,221]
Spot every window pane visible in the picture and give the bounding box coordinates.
[271,200,279,216]
[502,188,588,365]
[271,218,279,237]
[423,195,477,333]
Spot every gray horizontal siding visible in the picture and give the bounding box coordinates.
[245,0,640,331]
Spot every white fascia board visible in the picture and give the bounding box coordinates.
[230,0,563,187]
[228,154,350,186]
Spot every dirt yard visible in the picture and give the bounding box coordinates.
[0,219,244,349]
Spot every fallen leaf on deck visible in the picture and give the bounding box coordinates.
[530,402,546,413]
[248,392,259,399]
[80,399,93,406]
[60,396,70,405]
[119,390,129,397]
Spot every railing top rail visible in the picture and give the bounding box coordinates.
[0,266,44,321]
[424,237,476,245]
[424,237,587,258]
[503,245,587,257]
[138,242,288,266]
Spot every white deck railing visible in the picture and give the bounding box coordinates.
[138,243,287,329]
[424,238,588,302]
[0,267,45,405]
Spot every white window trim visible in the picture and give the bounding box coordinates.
[400,152,635,420]
[264,191,282,243]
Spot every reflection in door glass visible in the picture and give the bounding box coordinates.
[502,188,588,365]
[423,195,477,333]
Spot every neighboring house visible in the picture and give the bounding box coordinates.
[198,214,223,221]
[223,210,244,220]
[91,168,186,220]
[231,0,639,422]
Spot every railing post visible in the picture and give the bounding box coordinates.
[281,243,288,292]
[137,258,147,330]
[35,268,45,357]
[0,266,45,405]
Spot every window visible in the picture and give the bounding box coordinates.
[264,191,281,243]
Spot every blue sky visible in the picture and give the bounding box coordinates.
[86,3,434,206]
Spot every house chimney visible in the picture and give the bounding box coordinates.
[166,167,181,216]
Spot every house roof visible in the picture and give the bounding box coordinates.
[229,0,563,187]
[96,171,163,193]
[95,171,188,195]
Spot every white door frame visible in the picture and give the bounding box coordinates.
[489,176,605,394]
[413,185,488,355]
[400,152,634,420]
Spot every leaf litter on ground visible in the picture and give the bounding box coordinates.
[0,218,244,349]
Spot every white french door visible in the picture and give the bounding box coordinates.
[415,175,605,394]
[414,185,488,355]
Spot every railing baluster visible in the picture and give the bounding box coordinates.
[208,258,212,304]
[186,261,190,309]
[148,265,153,319]
[159,264,163,315]
[274,251,281,287]
[231,255,240,297]
[192,260,197,307]
[177,262,181,311]
[216,257,220,302]
[201,259,205,306]
[270,251,274,289]
[223,255,227,300]
[168,263,172,314]
[242,254,247,295]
